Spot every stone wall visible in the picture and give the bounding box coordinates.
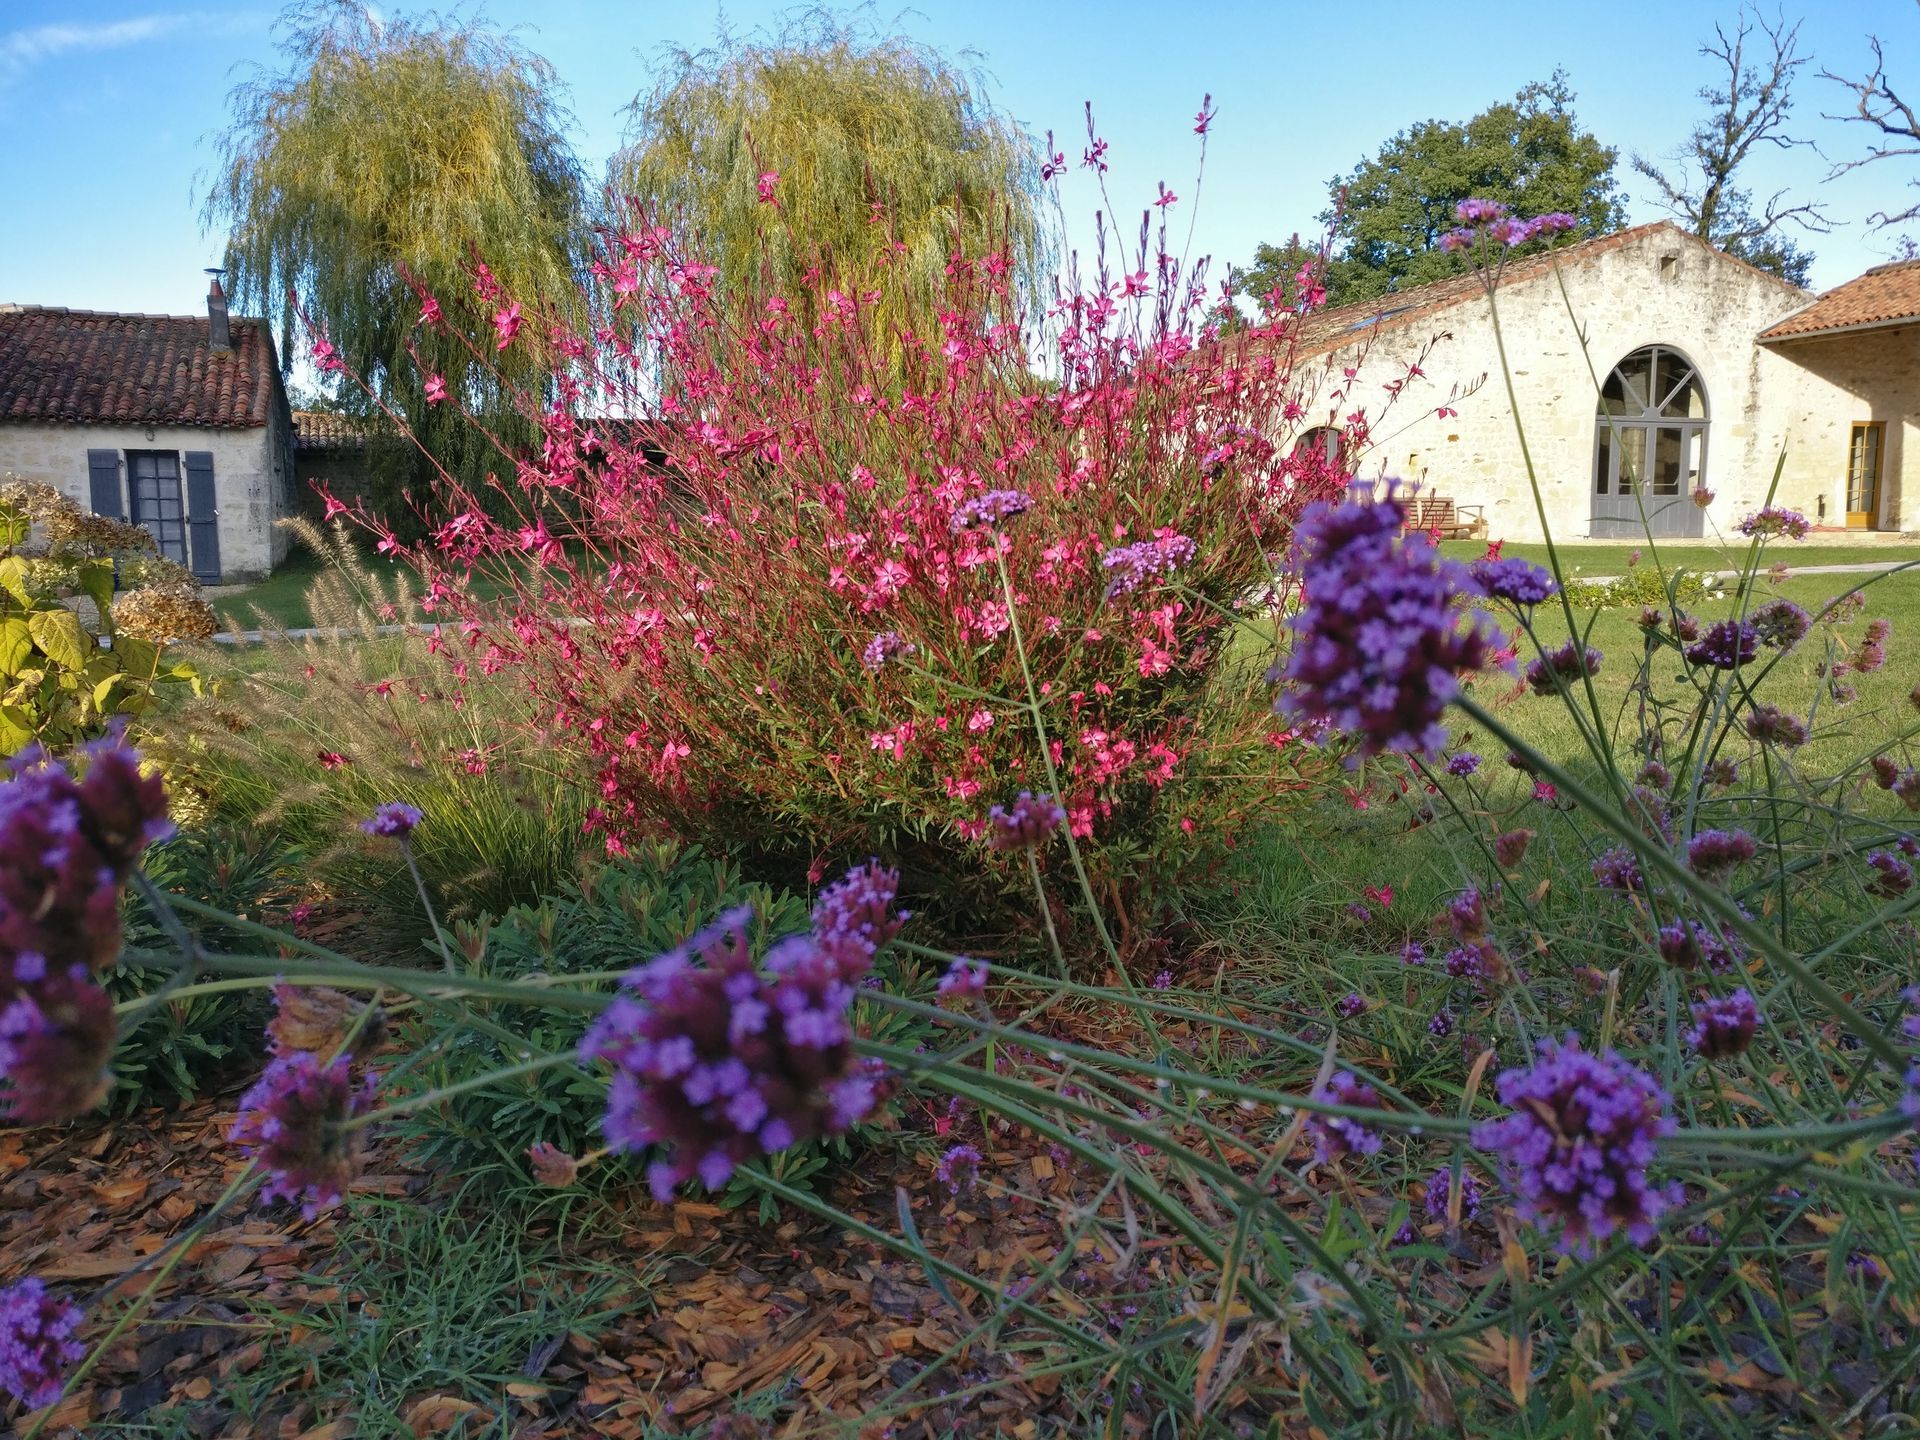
[1757,325,1919,531]
[1294,231,1823,543]
[0,419,291,582]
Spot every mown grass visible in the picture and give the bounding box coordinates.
[1437,537,1917,576]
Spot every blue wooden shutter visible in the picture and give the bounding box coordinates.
[183,451,221,583]
[86,449,123,519]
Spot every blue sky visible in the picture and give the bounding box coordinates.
[1,0,1913,319]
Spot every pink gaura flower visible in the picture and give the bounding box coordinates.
[756,171,779,204]
[424,375,448,405]
[494,302,523,350]
[418,295,442,326]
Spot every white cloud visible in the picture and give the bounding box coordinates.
[0,12,246,87]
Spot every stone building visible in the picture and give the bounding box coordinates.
[0,279,296,582]
[1290,221,1919,542]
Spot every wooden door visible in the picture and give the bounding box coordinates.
[1847,423,1883,530]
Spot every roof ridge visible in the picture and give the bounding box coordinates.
[0,304,264,324]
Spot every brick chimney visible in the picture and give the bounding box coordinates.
[205,268,231,352]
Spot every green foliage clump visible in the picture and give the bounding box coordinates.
[1235,73,1625,309]
[1562,565,1712,610]
[392,843,933,1219]
[0,479,211,752]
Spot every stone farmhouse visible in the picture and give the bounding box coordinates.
[1291,221,1919,543]
[0,278,297,583]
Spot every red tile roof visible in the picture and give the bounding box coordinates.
[1757,258,1920,341]
[1289,221,1803,360]
[0,305,278,428]
[292,409,380,448]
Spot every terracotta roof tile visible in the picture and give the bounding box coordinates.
[0,305,277,428]
[292,409,381,448]
[1289,221,1803,360]
[1757,258,1920,341]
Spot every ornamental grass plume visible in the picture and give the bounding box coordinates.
[1473,1036,1676,1254]
[1274,485,1498,758]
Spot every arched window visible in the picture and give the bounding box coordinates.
[1292,426,1345,470]
[1592,346,1708,538]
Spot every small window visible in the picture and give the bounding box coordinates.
[1659,254,1678,280]
[126,451,188,566]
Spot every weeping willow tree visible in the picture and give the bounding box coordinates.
[613,14,1048,335]
[203,2,589,509]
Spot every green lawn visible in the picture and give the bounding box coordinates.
[1437,538,1920,576]
[212,544,520,632]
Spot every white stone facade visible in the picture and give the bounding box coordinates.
[0,412,294,582]
[1293,225,1914,543]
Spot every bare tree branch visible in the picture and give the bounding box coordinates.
[1632,4,1829,279]
[1822,8,1920,230]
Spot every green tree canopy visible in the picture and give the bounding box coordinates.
[204,1,589,494]
[612,14,1046,329]
[1234,75,1627,310]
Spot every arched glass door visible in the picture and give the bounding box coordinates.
[1591,346,1708,538]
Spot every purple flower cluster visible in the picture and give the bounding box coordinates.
[1307,1071,1383,1162]
[1686,989,1761,1059]
[1101,533,1197,598]
[985,792,1066,852]
[0,737,171,1124]
[582,872,901,1202]
[360,801,422,839]
[1422,1166,1483,1224]
[1494,829,1535,867]
[938,957,988,1001]
[1686,829,1757,879]
[1468,556,1558,606]
[861,631,916,672]
[1473,1036,1676,1253]
[1736,507,1810,541]
[1866,849,1913,897]
[936,1143,982,1195]
[1683,620,1759,670]
[1438,199,1579,251]
[1525,643,1603,696]
[1274,487,1498,758]
[230,1051,377,1218]
[1656,918,1742,972]
[1445,752,1482,777]
[1400,940,1427,966]
[1745,705,1809,748]
[1334,992,1368,1020]
[950,489,1033,532]
[1750,599,1811,650]
[1591,847,1643,893]
[0,1277,85,1409]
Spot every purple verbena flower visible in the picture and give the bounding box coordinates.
[861,632,916,672]
[230,1050,376,1219]
[1472,1035,1676,1253]
[1525,643,1603,696]
[1737,507,1810,541]
[1684,620,1759,670]
[1591,847,1643,893]
[1427,1008,1454,1038]
[1686,829,1757,879]
[986,792,1065,852]
[1745,705,1809,748]
[811,860,907,978]
[1447,886,1488,942]
[1686,988,1760,1059]
[936,1143,982,1195]
[937,957,988,1001]
[1454,197,1509,223]
[1423,1166,1484,1224]
[1656,918,1742,973]
[359,802,422,839]
[1400,940,1427,966]
[1867,850,1914,897]
[1445,752,1482,777]
[1750,599,1811,650]
[1468,556,1558,606]
[1334,992,1368,1020]
[950,489,1033,532]
[0,971,117,1125]
[1101,533,1197,598]
[0,1277,85,1410]
[1273,485,1499,758]
[1494,829,1535,867]
[1307,1071,1382,1163]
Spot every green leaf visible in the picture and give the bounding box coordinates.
[0,618,29,678]
[27,608,94,672]
[78,560,116,627]
[112,635,159,678]
[0,505,28,549]
[0,705,33,752]
[0,557,31,607]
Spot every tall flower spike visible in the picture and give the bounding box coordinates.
[1274,485,1498,758]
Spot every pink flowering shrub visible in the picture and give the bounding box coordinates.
[349,176,1349,916]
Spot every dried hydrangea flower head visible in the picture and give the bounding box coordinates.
[1473,1035,1676,1254]
[1275,484,1498,758]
